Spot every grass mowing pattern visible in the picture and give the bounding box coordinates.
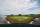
[9,16,32,22]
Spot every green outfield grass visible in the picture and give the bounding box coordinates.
[9,15,32,22]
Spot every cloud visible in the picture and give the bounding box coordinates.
[29,8,40,14]
[0,0,39,15]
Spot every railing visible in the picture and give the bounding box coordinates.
[0,23,39,27]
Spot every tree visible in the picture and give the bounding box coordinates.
[30,14,34,17]
[7,15,10,17]
[18,14,22,16]
[11,14,13,16]
[25,15,28,16]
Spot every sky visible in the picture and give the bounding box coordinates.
[0,0,40,15]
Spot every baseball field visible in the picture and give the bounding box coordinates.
[7,15,34,23]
